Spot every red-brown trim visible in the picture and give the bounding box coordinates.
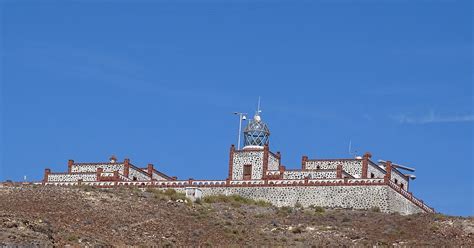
[43,168,51,183]
[307,158,361,162]
[72,162,125,165]
[48,171,100,175]
[234,148,264,153]
[68,160,74,173]
[336,165,342,179]
[142,167,175,181]
[284,168,337,172]
[124,158,130,178]
[262,144,269,179]
[362,152,371,178]
[96,168,103,181]
[384,161,392,183]
[228,145,235,180]
[147,164,154,179]
[301,156,308,170]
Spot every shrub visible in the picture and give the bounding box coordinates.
[146,188,187,202]
[202,194,272,207]
[67,235,78,242]
[277,206,293,216]
[312,206,325,213]
[370,206,381,212]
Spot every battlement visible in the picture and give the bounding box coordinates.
[39,110,432,215]
[41,149,433,215]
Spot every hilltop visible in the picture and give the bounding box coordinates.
[0,185,472,247]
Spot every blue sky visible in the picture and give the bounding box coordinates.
[1,1,472,216]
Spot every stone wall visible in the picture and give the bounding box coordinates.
[367,161,385,179]
[390,169,409,190]
[232,151,264,180]
[267,153,280,171]
[282,170,337,179]
[48,173,97,182]
[305,160,363,178]
[180,185,423,214]
[128,167,151,181]
[387,186,424,215]
[71,164,125,174]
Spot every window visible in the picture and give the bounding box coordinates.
[243,164,252,179]
[316,165,321,169]
[401,183,404,189]
[394,179,398,184]
[370,173,375,178]
[133,176,137,181]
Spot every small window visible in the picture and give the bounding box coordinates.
[243,164,252,179]
[401,183,404,189]
[370,173,375,178]
[316,165,321,169]
[394,179,398,184]
[133,176,137,181]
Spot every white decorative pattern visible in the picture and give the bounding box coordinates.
[282,171,337,179]
[305,160,363,178]
[128,167,151,181]
[390,169,409,190]
[71,164,125,174]
[198,186,391,212]
[48,173,97,182]
[367,162,385,179]
[267,153,280,171]
[232,151,264,180]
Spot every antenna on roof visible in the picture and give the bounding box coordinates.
[348,140,358,157]
[257,96,261,114]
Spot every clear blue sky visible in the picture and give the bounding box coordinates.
[1,1,472,216]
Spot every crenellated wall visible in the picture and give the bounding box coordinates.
[42,152,431,215]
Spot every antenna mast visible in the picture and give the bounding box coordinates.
[257,96,261,114]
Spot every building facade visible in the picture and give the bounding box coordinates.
[42,111,433,215]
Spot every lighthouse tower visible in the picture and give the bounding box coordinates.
[243,109,270,149]
[228,102,281,180]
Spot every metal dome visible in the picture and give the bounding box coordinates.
[243,113,270,148]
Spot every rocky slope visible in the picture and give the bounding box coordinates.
[0,185,472,247]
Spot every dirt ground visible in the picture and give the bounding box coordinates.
[0,185,472,247]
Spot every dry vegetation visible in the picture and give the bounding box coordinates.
[0,185,472,247]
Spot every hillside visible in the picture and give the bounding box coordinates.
[0,185,472,247]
